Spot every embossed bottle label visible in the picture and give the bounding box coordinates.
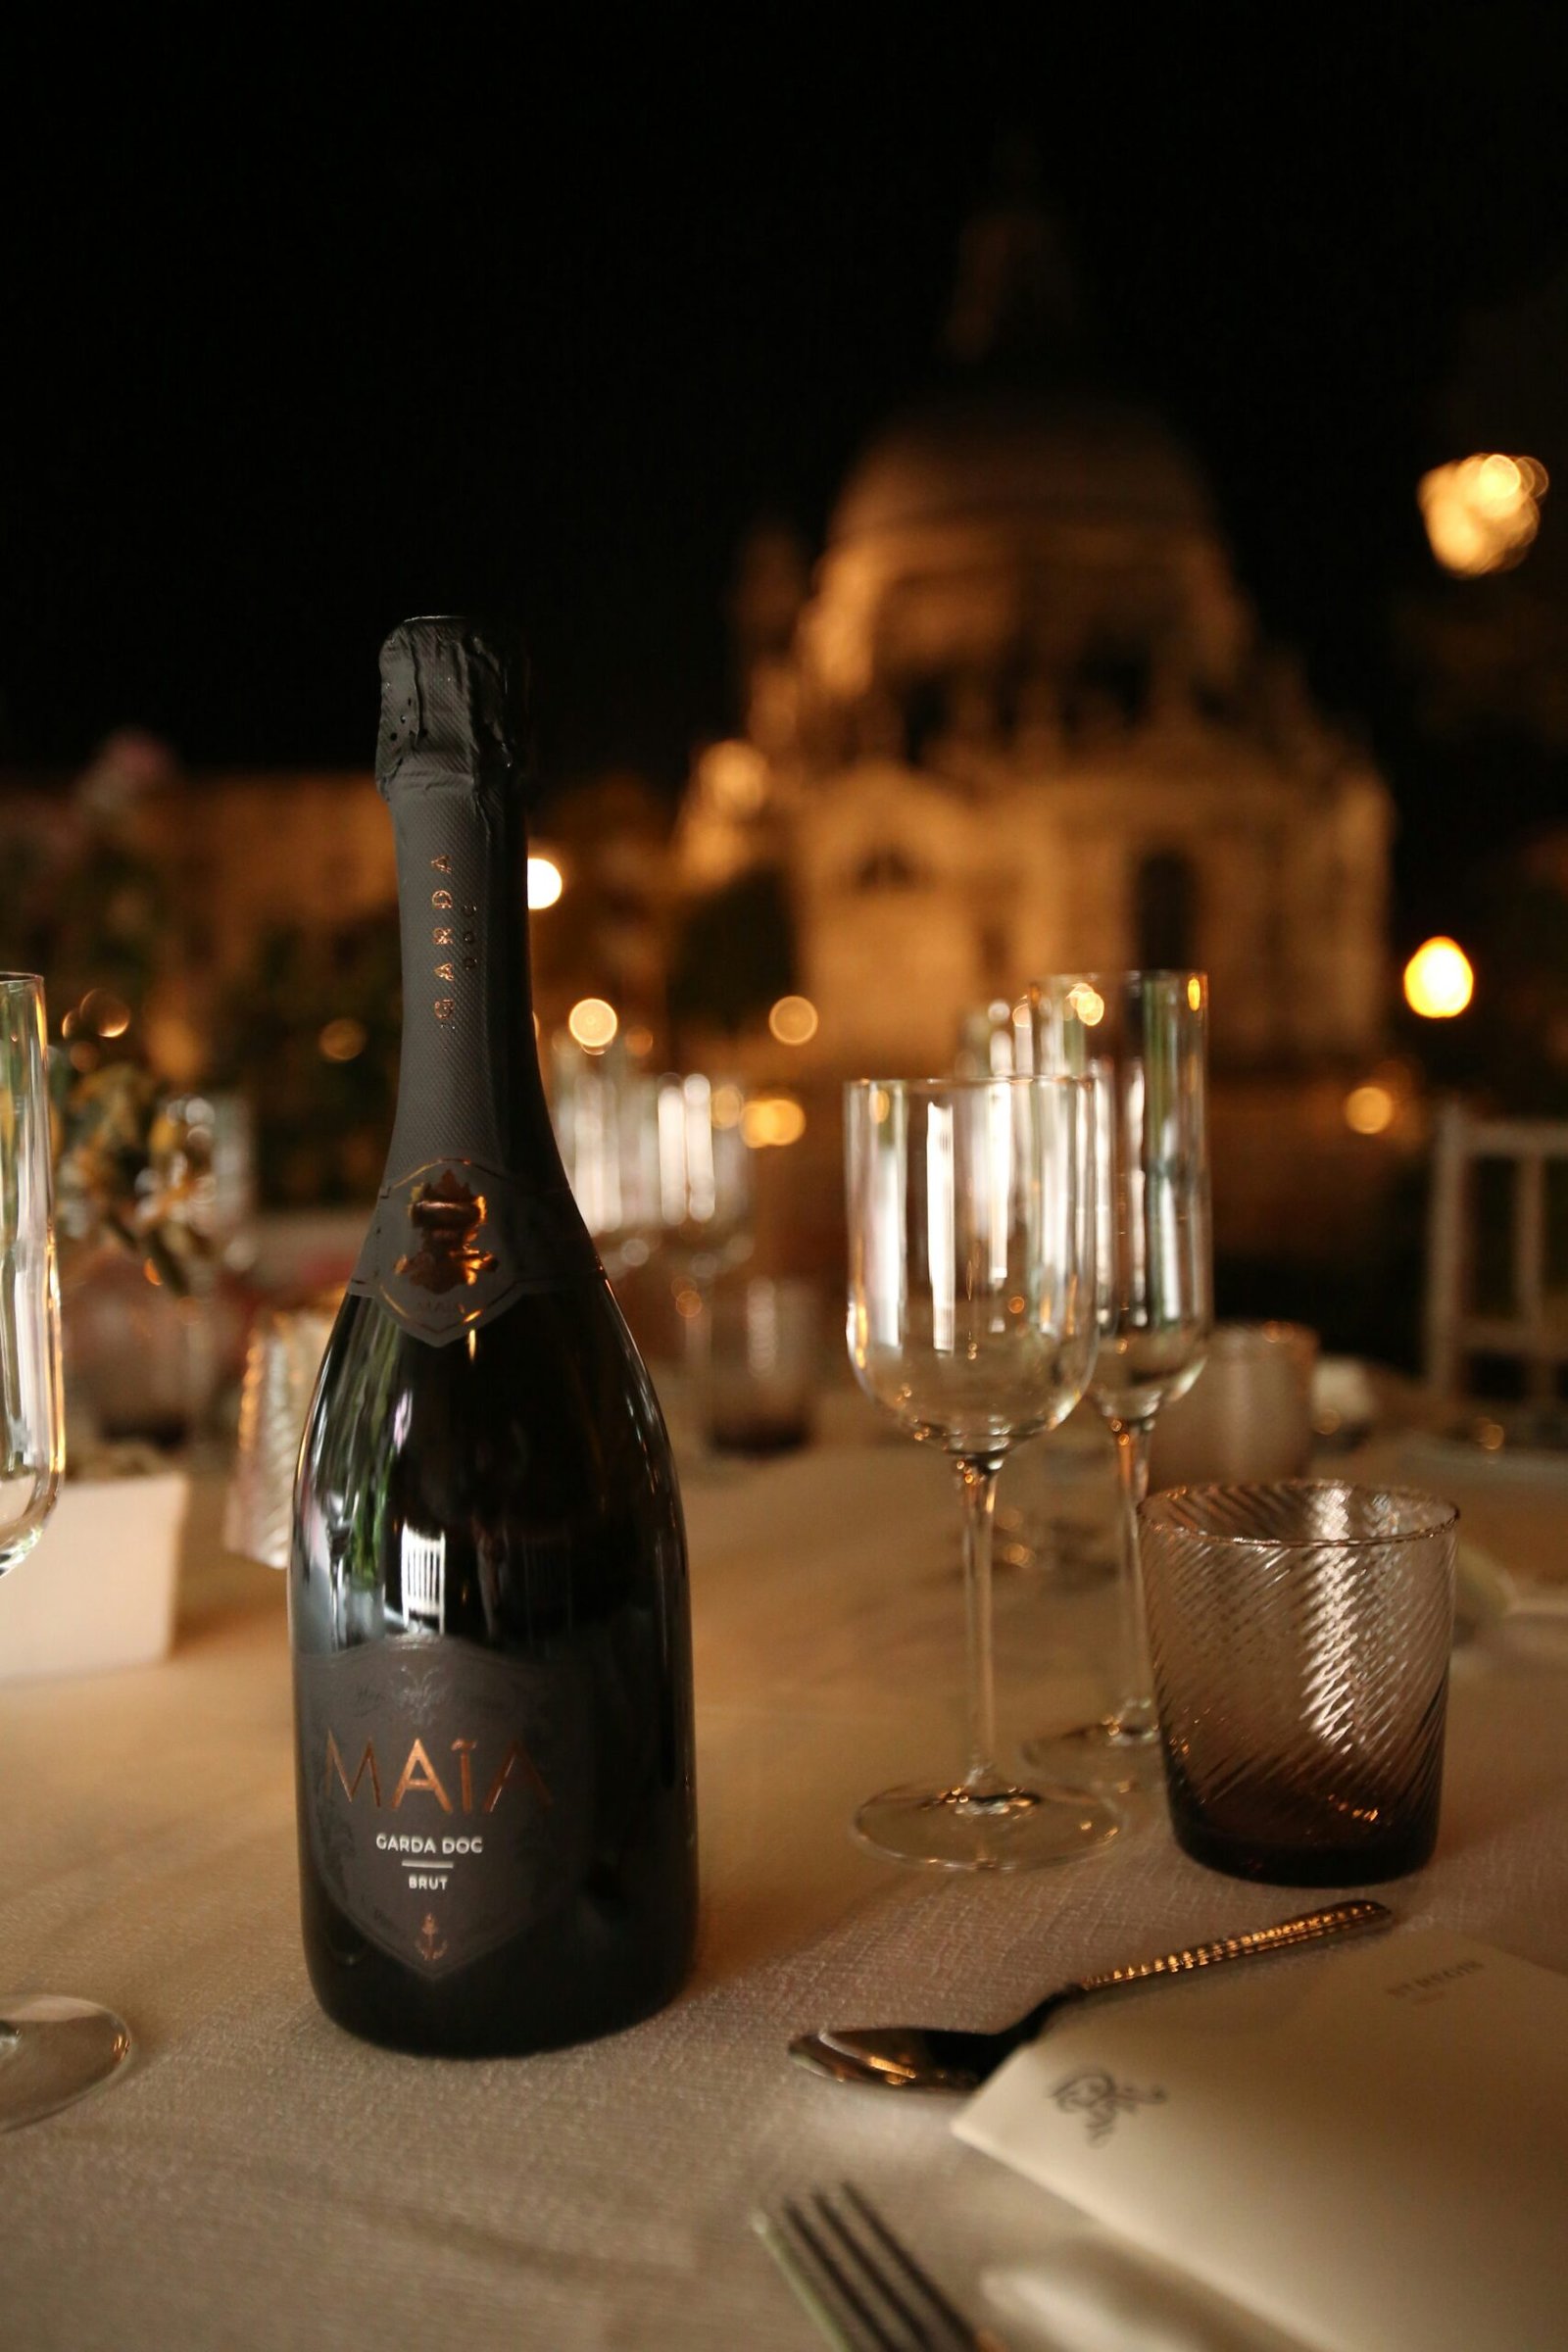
[345,773,598,1343]
[296,1642,592,1978]
[350,1156,595,1345]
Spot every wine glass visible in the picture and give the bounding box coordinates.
[650,1071,754,1405]
[0,974,134,2129]
[844,1074,1119,1869]
[551,1040,663,1281]
[1020,973,1212,1791]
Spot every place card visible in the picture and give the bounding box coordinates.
[954,1929,1568,2352]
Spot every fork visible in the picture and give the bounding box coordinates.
[752,2180,1009,2350]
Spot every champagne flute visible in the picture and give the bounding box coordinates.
[0,974,135,2129]
[1021,973,1212,1790]
[844,1074,1119,1869]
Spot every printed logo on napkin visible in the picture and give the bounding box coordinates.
[1050,2069,1167,2144]
[295,1642,592,1978]
[955,1930,1568,2352]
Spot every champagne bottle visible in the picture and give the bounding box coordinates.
[289,617,697,2056]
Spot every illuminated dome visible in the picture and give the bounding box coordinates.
[831,387,1213,546]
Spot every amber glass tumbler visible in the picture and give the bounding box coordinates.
[1140,1482,1456,1886]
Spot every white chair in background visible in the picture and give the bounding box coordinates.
[1426,1101,1568,1403]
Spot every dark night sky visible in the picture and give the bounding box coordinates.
[5,16,1567,928]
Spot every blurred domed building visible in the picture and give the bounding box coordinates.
[676,181,1393,1096]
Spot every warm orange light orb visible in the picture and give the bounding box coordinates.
[1066,982,1104,1026]
[527,855,564,910]
[1403,938,1474,1019]
[1344,1083,1396,1136]
[741,1095,807,1148]
[767,994,818,1046]
[1418,453,1547,576]
[318,1016,368,1063]
[567,997,618,1051]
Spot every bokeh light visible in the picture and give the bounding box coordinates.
[567,997,618,1051]
[1403,937,1474,1019]
[1418,453,1548,576]
[741,1095,807,1148]
[527,855,564,909]
[767,994,819,1046]
[1343,1082,1396,1136]
[318,1017,368,1063]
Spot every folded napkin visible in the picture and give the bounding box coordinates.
[956,1929,1568,2352]
[1454,1537,1568,1649]
[983,2233,1310,2351]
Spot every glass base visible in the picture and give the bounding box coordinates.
[0,1995,134,2132]
[852,1779,1120,1872]
[1022,1714,1166,1796]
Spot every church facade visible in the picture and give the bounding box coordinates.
[676,380,1392,1085]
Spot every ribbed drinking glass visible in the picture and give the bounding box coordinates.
[1139,1481,1456,1884]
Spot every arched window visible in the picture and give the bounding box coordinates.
[903,678,947,765]
[1135,849,1198,970]
[1067,636,1152,735]
[853,845,923,892]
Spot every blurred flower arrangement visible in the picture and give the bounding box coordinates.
[51,1060,218,1296]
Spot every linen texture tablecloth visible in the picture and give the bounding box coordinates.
[1,1429,1564,2350]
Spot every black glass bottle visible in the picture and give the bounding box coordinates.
[289,618,696,2055]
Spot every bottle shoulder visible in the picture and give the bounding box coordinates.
[292,1286,685,1632]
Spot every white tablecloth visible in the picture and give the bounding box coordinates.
[2,1430,1565,2350]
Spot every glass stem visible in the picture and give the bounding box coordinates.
[1109,1417,1156,1740]
[956,1454,1004,1793]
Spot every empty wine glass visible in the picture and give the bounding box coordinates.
[1020,973,1212,1791]
[0,974,134,2129]
[551,1040,663,1281]
[844,1074,1119,1869]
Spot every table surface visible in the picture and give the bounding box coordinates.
[2,1418,1565,2352]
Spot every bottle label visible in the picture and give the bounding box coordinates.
[347,1158,596,1345]
[295,1641,592,1978]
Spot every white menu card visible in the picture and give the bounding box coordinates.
[954,1929,1568,2352]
